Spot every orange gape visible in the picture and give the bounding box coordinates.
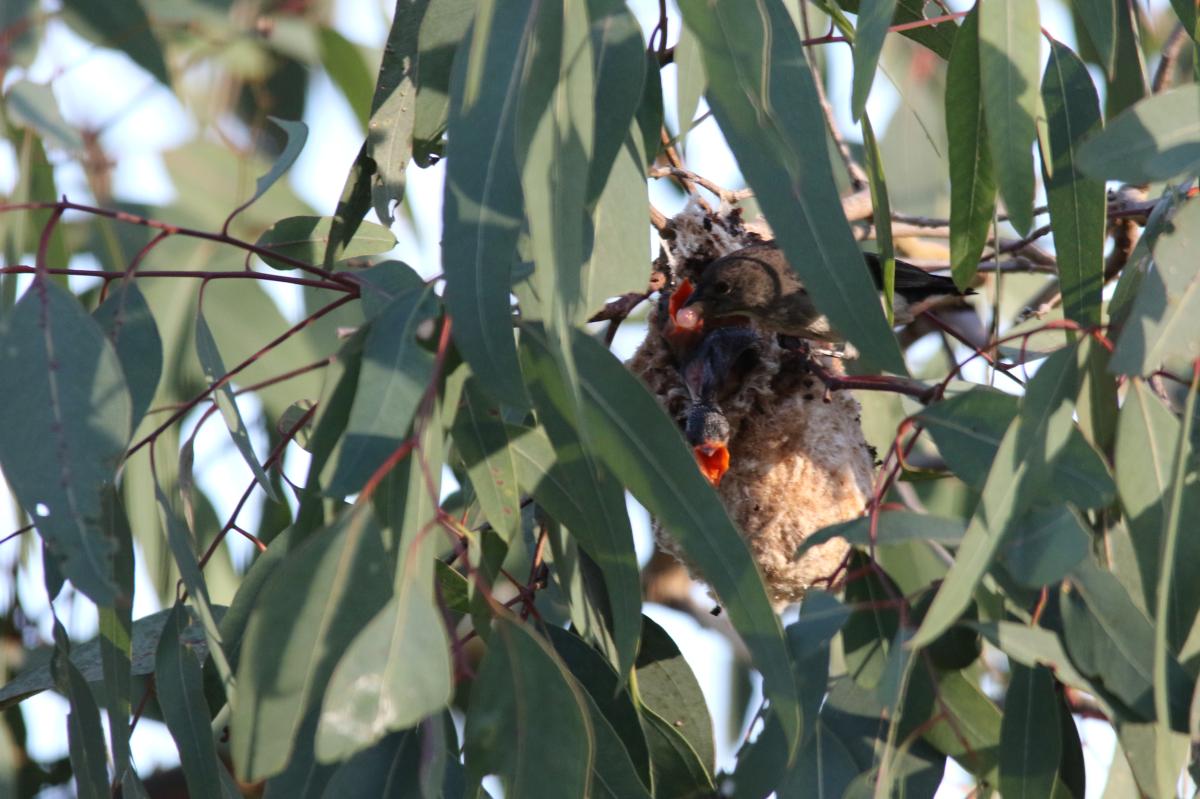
[693,443,730,485]
[666,278,703,338]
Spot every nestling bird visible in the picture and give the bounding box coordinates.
[674,241,973,341]
[675,326,759,485]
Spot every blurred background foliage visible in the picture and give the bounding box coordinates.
[0,0,1199,797]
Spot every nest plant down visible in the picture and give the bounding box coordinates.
[628,201,875,606]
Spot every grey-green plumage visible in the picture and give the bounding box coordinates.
[682,242,973,342]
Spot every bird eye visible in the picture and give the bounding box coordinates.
[713,280,731,295]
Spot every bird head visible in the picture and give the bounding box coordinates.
[685,403,732,485]
[681,250,793,330]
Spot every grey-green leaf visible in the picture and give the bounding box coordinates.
[1110,192,1200,375]
[510,411,641,677]
[93,281,163,431]
[451,376,522,542]
[999,665,1062,799]
[195,309,278,501]
[636,616,715,776]
[254,216,397,271]
[464,615,593,797]
[518,324,802,751]
[366,0,429,223]
[231,507,393,780]
[156,603,227,799]
[979,0,1041,235]
[441,0,534,408]
[51,623,110,799]
[851,0,898,122]
[323,286,438,496]
[0,279,130,605]
[1078,86,1200,184]
[1041,40,1105,326]
[913,346,1082,647]
[945,5,996,288]
[678,0,906,374]
[61,0,170,86]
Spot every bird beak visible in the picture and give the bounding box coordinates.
[692,442,730,485]
[668,279,704,333]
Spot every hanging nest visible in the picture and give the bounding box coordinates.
[629,201,875,606]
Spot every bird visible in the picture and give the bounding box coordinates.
[673,241,974,341]
[675,326,759,485]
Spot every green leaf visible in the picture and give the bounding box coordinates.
[61,0,169,86]
[50,623,109,799]
[862,113,895,323]
[367,0,430,222]
[822,678,947,795]
[464,616,593,797]
[0,607,217,711]
[322,722,464,799]
[1171,0,1199,40]
[945,5,996,288]
[519,324,801,752]
[641,710,715,798]
[998,505,1089,589]
[973,621,1105,704]
[1078,86,1200,184]
[584,0,646,205]
[635,616,715,776]
[156,603,228,799]
[317,399,452,761]
[999,665,1062,799]
[547,626,652,790]
[231,118,309,226]
[441,0,534,408]
[918,386,1115,508]
[913,346,1082,647]
[1110,194,1200,375]
[98,489,136,786]
[323,286,438,496]
[318,29,371,129]
[1116,379,1200,646]
[518,0,594,411]
[350,260,426,319]
[510,422,640,676]
[194,309,278,501]
[254,216,396,271]
[851,0,897,122]
[1065,557,1192,726]
[842,552,900,690]
[1153,374,1199,785]
[93,281,163,431]
[0,279,130,604]
[1076,0,1117,75]
[323,142,376,268]
[152,480,233,697]
[451,376,522,542]
[435,560,470,615]
[678,0,906,375]
[797,511,965,559]
[1104,0,1148,117]
[231,507,393,780]
[411,0,477,164]
[582,129,650,319]
[673,23,705,150]
[5,80,83,151]
[979,0,1041,235]
[1041,40,1106,327]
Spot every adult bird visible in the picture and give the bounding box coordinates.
[674,241,973,341]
